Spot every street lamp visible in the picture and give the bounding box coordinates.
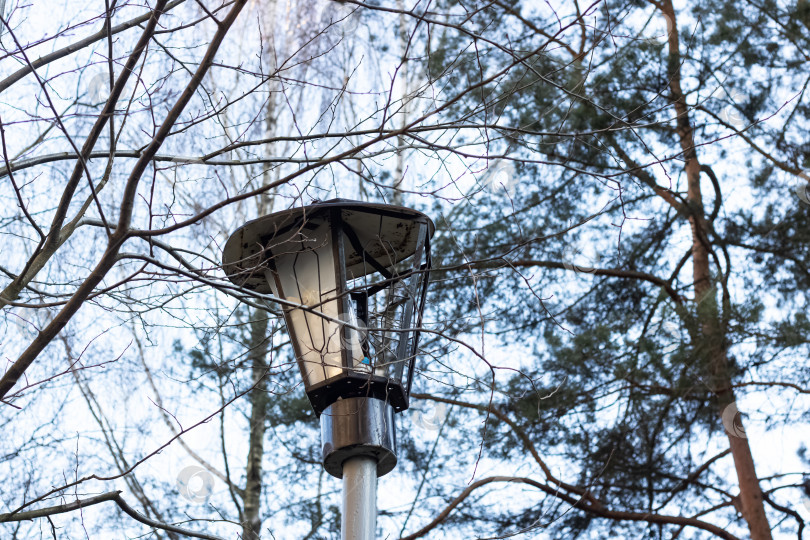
[222,199,433,539]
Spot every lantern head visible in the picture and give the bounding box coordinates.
[222,199,433,417]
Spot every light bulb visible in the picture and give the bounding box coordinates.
[301,289,320,306]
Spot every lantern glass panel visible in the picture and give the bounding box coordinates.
[350,229,427,386]
[265,219,368,388]
[359,278,407,381]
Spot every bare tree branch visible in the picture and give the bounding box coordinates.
[0,491,226,540]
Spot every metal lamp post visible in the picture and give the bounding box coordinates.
[222,199,433,539]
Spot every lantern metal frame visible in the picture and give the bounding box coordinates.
[222,199,433,416]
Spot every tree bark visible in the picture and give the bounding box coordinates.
[241,310,270,540]
[661,1,773,538]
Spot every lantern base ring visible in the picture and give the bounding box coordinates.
[320,397,397,478]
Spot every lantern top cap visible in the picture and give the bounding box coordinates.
[221,198,434,293]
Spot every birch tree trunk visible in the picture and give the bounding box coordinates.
[241,311,270,540]
[241,34,277,535]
